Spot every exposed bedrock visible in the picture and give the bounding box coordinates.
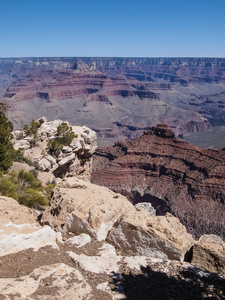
[91,124,225,223]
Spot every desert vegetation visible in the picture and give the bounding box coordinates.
[0,103,24,171]
[0,169,54,207]
[23,119,41,147]
[48,122,77,155]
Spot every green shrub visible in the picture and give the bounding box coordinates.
[47,139,63,156]
[0,170,49,208]
[0,176,18,200]
[56,122,75,146]
[23,120,40,137]
[17,169,42,190]
[23,120,41,147]
[0,106,15,172]
[47,122,76,155]
[17,187,48,207]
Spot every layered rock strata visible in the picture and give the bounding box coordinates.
[2,57,225,147]
[91,124,225,216]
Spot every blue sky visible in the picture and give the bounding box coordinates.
[0,0,225,57]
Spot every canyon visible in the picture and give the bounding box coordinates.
[1,57,225,148]
[91,124,225,239]
[0,119,225,299]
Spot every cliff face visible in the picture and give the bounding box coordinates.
[91,124,225,236]
[1,57,225,147]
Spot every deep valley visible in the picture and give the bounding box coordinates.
[1,57,225,148]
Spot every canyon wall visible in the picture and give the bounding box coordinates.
[1,57,225,147]
[91,124,225,238]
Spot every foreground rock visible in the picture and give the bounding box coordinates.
[41,177,135,241]
[192,235,225,275]
[0,193,225,299]
[0,263,92,300]
[0,196,60,256]
[41,176,195,261]
[107,211,194,262]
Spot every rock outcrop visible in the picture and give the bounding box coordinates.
[1,180,225,298]
[12,117,97,178]
[91,124,225,212]
[41,176,194,261]
[107,211,194,262]
[41,177,135,241]
[0,196,60,256]
[192,235,225,275]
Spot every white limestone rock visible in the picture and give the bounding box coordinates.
[192,234,225,275]
[41,177,135,241]
[107,211,195,262]
[0,196,60,257]
[0,226,59,256]
[39,157,51,171]
[66,233,91,248]
[58,153,75,166]
[68,244,121,274]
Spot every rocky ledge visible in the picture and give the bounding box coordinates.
[0,120,225,299]
[13,117,97,179]
[0,176,225,299]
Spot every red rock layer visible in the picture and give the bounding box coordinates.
[91,124,225,213]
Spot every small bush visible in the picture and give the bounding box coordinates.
[47,122,76,156]
[0,170,49,208]
[23,120,41,147]
[80,158,89,166]
[56,122,75,146]
[47,139,63,156]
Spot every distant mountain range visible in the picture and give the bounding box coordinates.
[1,57,225,148]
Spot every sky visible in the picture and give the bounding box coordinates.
[0,0,225,58]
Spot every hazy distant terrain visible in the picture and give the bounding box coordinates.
[1,57,225,148]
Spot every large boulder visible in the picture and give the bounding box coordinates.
[107,211,194,262]
[41,177,135,241]
[192,234,225,275]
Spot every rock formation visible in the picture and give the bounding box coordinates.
[107,211,194,261]
[91,124,225,239]
[1,183,225,299]
[41,177,135,241]
[12,117,97,178]
[0,111,225,297]
[0,196,60,256]
[192,235,225,275]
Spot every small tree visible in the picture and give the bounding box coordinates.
[0,105,15,171]
[23,120,40,147]
[0,170,50,208]
[56,122,75,145]
[47,122,76,155]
